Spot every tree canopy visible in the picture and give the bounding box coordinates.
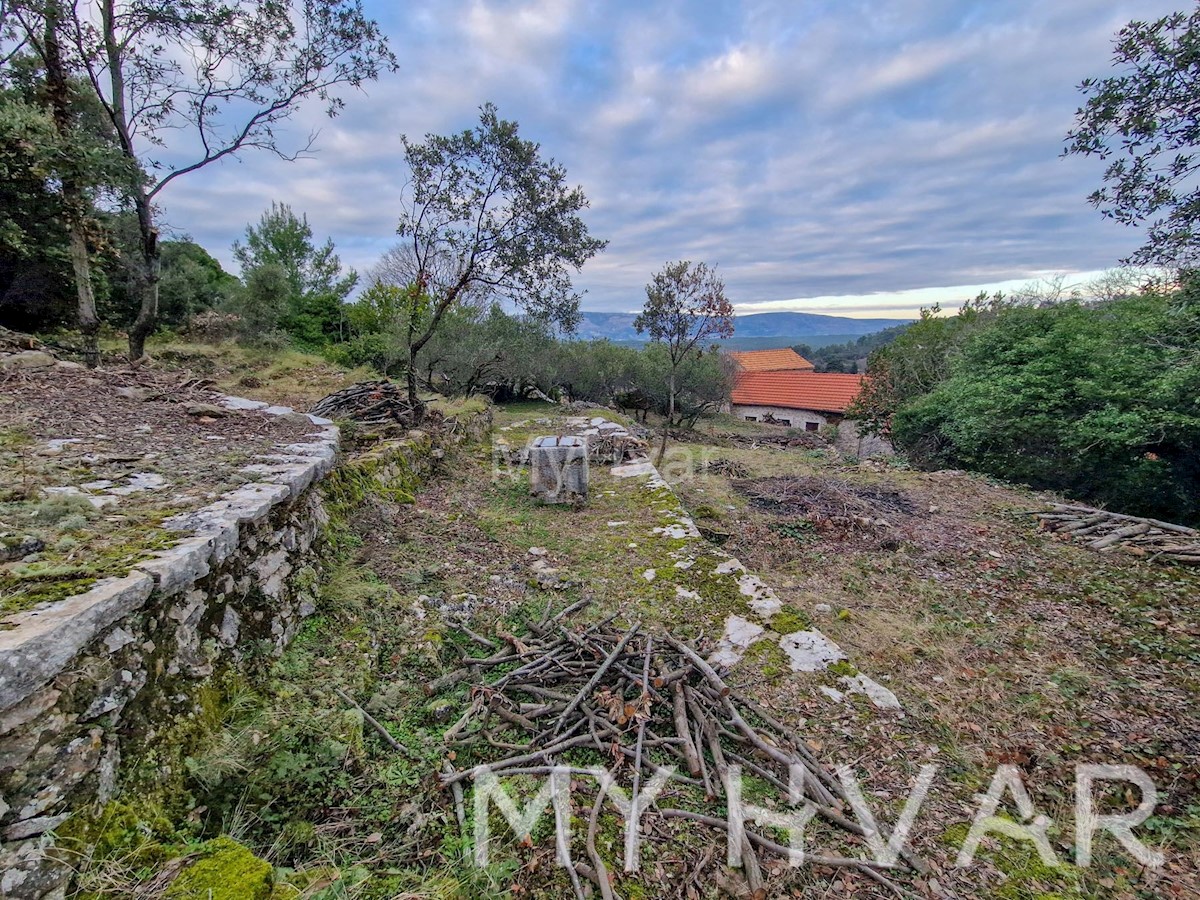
[233,202,357,346]
[1065,4,1200,267]
[2,0,394,359]
[635,260,734,464]
[393,103,607,412]
[871,283,1200,524]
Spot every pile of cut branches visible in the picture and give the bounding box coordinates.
[728,432,823,451]
[735,476,914,531]
[433,603,923,898]
[311,380,425,428]
[704,457,750,478]
[587,431,648,464]
[1033,503,1200,566]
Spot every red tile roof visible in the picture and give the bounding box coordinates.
[731,372,867,414]
[727,348,815,372]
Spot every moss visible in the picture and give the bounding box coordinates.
[164,836,273,900]
[767,607,812,634]
[828,660,859,678]
[742,638,789,680]
[323,439,430,515]
[1,519,180,615]
[30,493,99,524]
[943,822,1084,899]
[55,800,179,873]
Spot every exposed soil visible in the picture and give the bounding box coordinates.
[679,445,1200,899]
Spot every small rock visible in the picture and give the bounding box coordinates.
[115,386,149,402]
[0,537,45,563]
[528,547,548,556]
[185,402,230,418]
[44,438,83,454]
[814,603,832,614]
[0,350,55,370]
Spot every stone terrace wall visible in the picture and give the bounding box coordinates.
[0,400,341,898]
[0,400,491,899]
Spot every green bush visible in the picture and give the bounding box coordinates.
[890,287,1200,524]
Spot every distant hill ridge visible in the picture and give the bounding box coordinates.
[575,310,911,342]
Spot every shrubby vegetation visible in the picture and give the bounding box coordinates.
[853,277,1200,524]
[329,289,732,423]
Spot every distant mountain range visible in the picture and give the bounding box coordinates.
[574,310,912,343]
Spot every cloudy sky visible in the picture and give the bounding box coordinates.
[158,0,1181,318]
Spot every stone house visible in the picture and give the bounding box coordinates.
[726,348,892,457]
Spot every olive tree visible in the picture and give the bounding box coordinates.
[634,260,734,465]
[5,0,394,360]
[394,103,606,415]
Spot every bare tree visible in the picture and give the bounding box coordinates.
[635,260,734,466]
[6,0,394,360]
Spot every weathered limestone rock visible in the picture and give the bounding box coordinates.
[184,402,230,418]
[0,573,154,712]
[529,436,588,504]
[0,351,55,371]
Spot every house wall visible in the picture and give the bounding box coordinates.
[730,404,829,431]
[730,404,893,458]
[833,419,894,459]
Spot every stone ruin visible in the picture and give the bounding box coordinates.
[529,435,588,503]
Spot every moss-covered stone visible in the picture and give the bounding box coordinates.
[767,607,812,634]
[164,836,273,900]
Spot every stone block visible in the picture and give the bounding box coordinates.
[529,436,588,504]
[135,535,215,598]
[0,573,154,713]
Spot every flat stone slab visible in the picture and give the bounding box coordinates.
[0,572,154,711]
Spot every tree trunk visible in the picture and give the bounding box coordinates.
[655,368,675,467]
[95,0,159,362]
[126,189,160,361]
[42,1,100,368]
[405,318,426,423]
[68,227,100,368]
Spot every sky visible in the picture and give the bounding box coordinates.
[156,0,1185,319]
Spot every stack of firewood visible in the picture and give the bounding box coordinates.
[1033,503,1200,565]
[430,601,922,898]
[310,381,423,427]
[586,431,648,464]
[704,457,751,478]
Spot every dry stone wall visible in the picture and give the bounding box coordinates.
[0,397,340,899]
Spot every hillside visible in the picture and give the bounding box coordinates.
[4,341,1195,900]
[576,310,912,342]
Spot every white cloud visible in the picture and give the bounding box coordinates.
[150,0,1183,312]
